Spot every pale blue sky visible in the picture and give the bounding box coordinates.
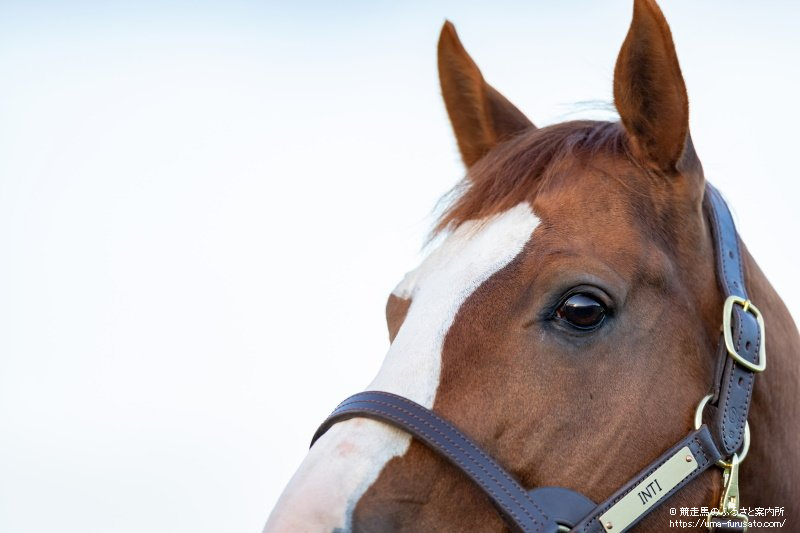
[1,2,798,532]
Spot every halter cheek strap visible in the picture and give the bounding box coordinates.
[312,184,762,533]
[703,185,765,457]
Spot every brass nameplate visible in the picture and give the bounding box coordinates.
[599,446,696,532]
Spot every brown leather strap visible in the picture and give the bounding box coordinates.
[528,487,596,529]
[570,426,722,532]
[312,391,560,533]
[703,185,763,456]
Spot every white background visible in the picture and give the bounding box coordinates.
[0,2,797,532]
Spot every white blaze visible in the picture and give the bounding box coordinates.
[265,203,540,532]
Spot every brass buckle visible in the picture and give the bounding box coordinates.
[722,295,766,373]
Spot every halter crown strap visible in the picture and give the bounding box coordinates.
[703,185,764,456]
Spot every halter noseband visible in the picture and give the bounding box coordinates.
[312,184,764,533]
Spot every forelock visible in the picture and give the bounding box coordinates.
[434,120,636,235]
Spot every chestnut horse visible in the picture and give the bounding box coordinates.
[266,1,799,531]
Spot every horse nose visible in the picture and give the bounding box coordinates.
[264,418,412,533]
[264,478,349,533]
[263,452,350,533]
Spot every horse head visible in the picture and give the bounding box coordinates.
[266,1,800,531]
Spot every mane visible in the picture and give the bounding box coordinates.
[434,120,635,234]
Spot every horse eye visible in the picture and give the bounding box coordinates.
[555,293,606,330]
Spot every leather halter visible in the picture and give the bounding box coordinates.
[312,184,764,533]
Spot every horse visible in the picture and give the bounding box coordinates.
[265,1,799,531]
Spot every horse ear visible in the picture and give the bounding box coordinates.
[438,21,534,168]
[614,0,697,173]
